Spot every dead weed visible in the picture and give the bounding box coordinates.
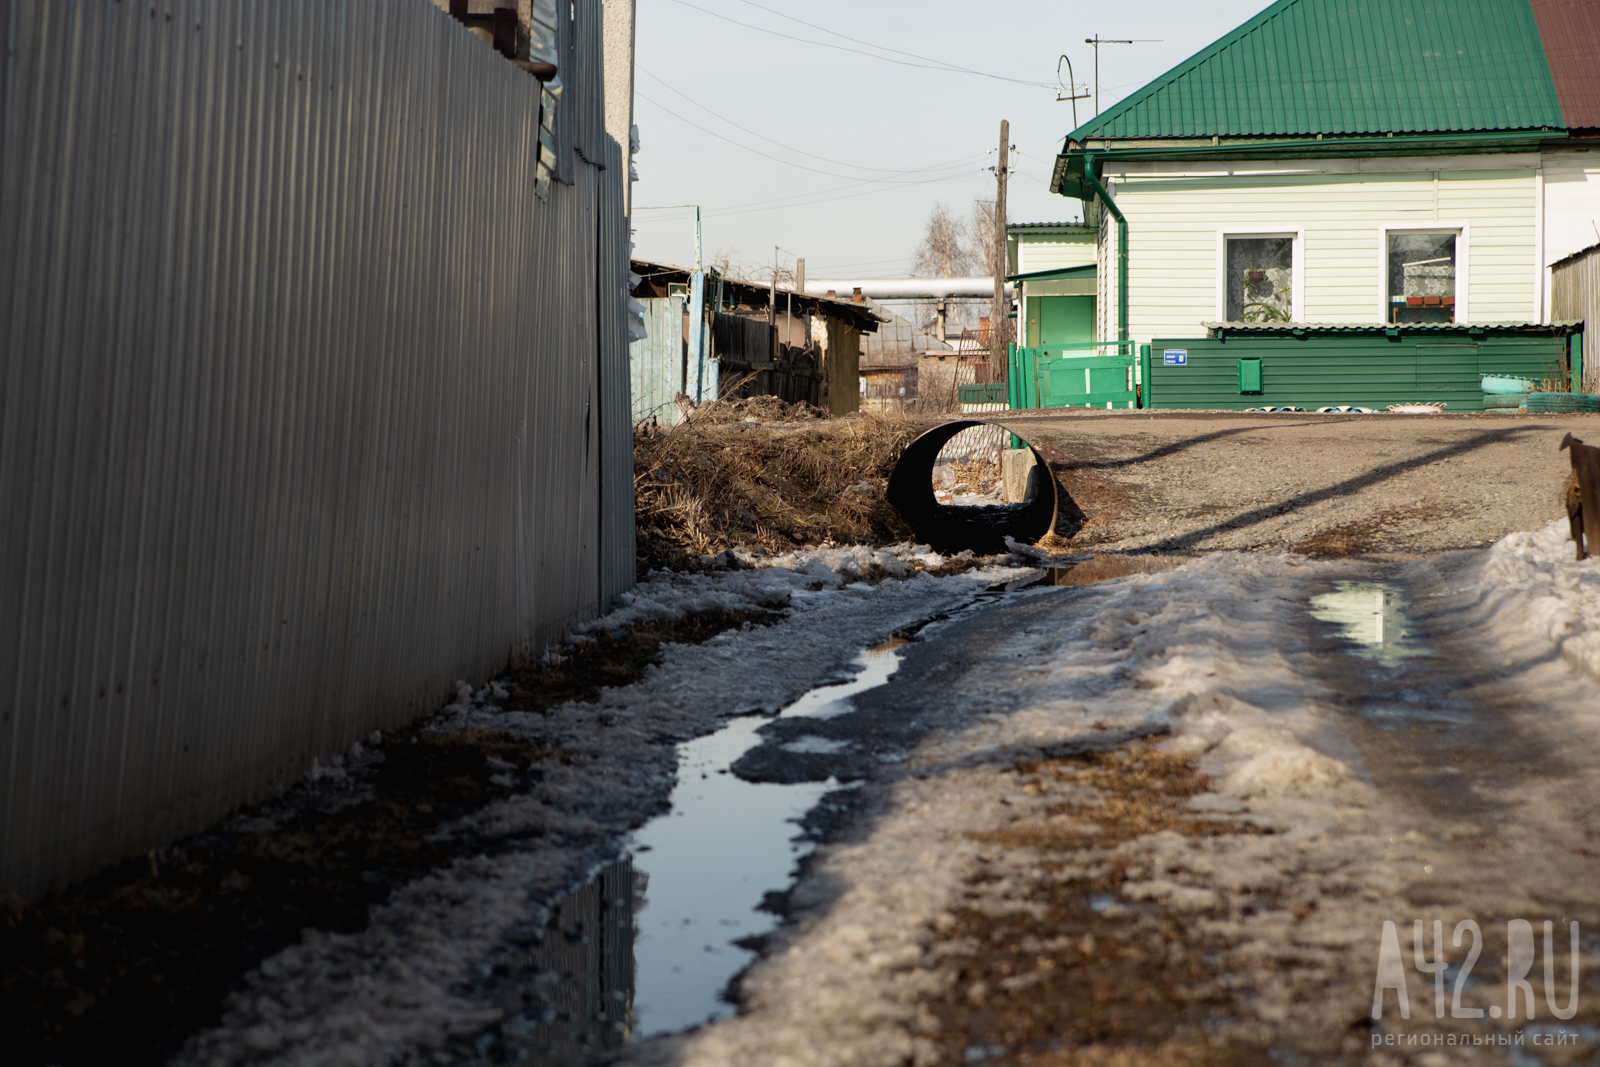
[1,607,773,1067]
[1291,502,1461,557]
[1044,554,1182,587]
[634,411,927,571]
[1054,467,1137,543]
[498,608,779,714]
[925,745,1276,1066]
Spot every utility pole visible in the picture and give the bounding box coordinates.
[990,119,1010,371]
[770,246,778,364]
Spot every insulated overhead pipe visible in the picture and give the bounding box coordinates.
[803,278,1014,300]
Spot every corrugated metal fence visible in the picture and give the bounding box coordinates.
[631,296,684,426]
[0,0,633,898]
[1553,246,1599,394]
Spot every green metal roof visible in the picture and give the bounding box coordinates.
[1071,0,1566,141]
[1006,222,1094,232]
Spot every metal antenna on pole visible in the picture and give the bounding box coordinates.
[1084,35,1160,118]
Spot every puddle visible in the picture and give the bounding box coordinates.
[776,637,910,720]
[1308,581,1426,667]
[510,857,636,1066]
[625,635,913,1038]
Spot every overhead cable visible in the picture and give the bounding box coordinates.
[664,0,1056,89]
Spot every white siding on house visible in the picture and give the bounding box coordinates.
[1095,162,1538,342]
[1016,233,1096,274]
[1543,151,1600,268]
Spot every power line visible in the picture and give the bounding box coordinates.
[730,0,1055,89]
[664,0,1056,89]
[711,171,980,218]
[635,164,980,220]
[636,92,984,185]
[636,65,982,177]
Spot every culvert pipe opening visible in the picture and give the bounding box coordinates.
[885,420,1083,555]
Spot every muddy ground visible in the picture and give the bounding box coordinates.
[8,408,1600,1067]
[1009,410,1598,560]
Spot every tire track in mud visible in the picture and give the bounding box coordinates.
[918,559,1600,1067]
[620,552,1600,1067]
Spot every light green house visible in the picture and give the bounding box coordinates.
[1006,222,1097,347]
[1049,0,1600,356]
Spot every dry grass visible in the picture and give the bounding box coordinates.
[941,457,1001,496]
[1054,467,1137,544]
[1291,502,1459,557]
[0,607,774,1066]
[1043,554,1182,586]
[923,745,1280,1066]
[634,403,929,572]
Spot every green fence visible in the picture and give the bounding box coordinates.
[1145,326,1579,411]
[957,382,1008,406]
[1008,341,1138,411]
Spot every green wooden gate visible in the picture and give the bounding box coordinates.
[1008,341,1138,410]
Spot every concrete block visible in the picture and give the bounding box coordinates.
[1002,447,1037,503]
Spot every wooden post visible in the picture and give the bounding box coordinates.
[990,119,1010,371]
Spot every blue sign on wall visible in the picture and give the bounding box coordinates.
[1163,349,1188,366]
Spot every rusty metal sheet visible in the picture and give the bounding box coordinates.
[1532,0,1600,129]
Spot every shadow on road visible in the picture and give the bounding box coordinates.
[1139,425,1541,553]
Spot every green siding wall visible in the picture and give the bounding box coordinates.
[1148,329,1571,410]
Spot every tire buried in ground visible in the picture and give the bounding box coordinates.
[885,420,1083,555]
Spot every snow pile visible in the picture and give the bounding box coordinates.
[174,854,554,1067]
[176,562,990,1067]
[577,543,971,636]
[645,551,1409,1067]
[1478,518,1600,681]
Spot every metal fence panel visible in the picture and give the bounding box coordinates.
[598,134,636,605]
[0,0,631,898]
[1553,248,1598,394]
[631,296,684,425]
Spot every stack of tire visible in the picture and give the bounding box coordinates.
[1481,375,1534,412]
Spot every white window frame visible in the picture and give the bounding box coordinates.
[1378,223,1469,323]
[1215,228,1305,323]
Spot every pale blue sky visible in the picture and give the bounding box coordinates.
[629,0,1278,280]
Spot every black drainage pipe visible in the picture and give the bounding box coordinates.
[885,421,1083,555]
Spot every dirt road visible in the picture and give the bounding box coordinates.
[1004,411,1599,559]
[637,530,1600,1067]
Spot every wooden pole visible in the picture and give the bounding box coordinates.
[990,119,1010,372]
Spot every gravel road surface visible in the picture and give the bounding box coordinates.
[1002,411,1600,559]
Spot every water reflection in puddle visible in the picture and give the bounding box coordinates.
[1308,582,1426,667]
[511,858,635,1066]
[626,636,911,1038]
[777,637,910,720]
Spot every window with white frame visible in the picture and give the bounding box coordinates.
[1222,233,1296,322]
[1386,231,1458,323]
